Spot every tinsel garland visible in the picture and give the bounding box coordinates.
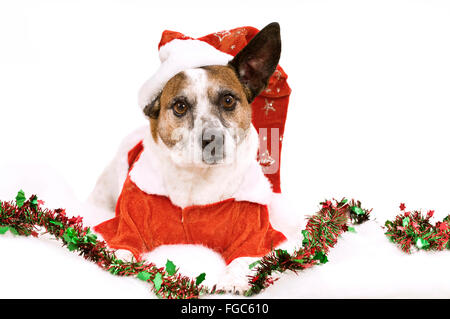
[0,190,371,299]
[384,203,450,252]
[245,198,371,296]
[0,190,210,299]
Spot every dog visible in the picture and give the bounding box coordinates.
[88,22,301,293]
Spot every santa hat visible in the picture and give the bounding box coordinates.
[138,26,292,193]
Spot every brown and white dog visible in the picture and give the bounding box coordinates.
[88,23,301,293]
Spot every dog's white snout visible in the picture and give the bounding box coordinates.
[201,126,225,164]
[201,127,223,147]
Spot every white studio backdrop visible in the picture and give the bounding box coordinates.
[0,0,450,298]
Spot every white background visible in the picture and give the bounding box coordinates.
[1,0,450,298]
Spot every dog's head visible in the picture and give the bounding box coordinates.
[143,23,281,167]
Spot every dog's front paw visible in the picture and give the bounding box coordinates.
[215,257,259,295]
[114,249,135,262]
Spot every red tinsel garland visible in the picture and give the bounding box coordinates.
[245,198,372,295]
[0,190,210,299]
[0,190,372,298]
[384,203,450,253]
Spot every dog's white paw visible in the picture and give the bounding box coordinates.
[114,249,135,262]
[215,257,259,295]
[141,244,227,288]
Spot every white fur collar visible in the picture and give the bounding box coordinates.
[128,129,273,208]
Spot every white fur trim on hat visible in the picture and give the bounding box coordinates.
[138,39,234,112]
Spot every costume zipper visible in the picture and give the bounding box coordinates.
[180,209,191,241]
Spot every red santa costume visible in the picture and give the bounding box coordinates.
[94,26,294,266]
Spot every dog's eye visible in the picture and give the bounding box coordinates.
[220,94,236,111]
[173,101,188,117]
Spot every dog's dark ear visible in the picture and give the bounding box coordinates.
[143,93,161,119]
[228,22,281,102]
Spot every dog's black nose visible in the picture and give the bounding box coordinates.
[202,133,215,150]
[201,127,225,164]
[201,128,222,148]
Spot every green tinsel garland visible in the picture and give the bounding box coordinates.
[0,190,371,298]
[384,203,450,253]
[245,198,371,296]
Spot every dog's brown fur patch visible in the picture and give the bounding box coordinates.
[151,72,190,146]
[202,65,252,131]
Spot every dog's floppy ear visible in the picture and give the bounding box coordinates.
[228,22,281,102]
[143,92,162,119]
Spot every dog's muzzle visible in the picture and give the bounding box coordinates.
[200,127,225,164]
